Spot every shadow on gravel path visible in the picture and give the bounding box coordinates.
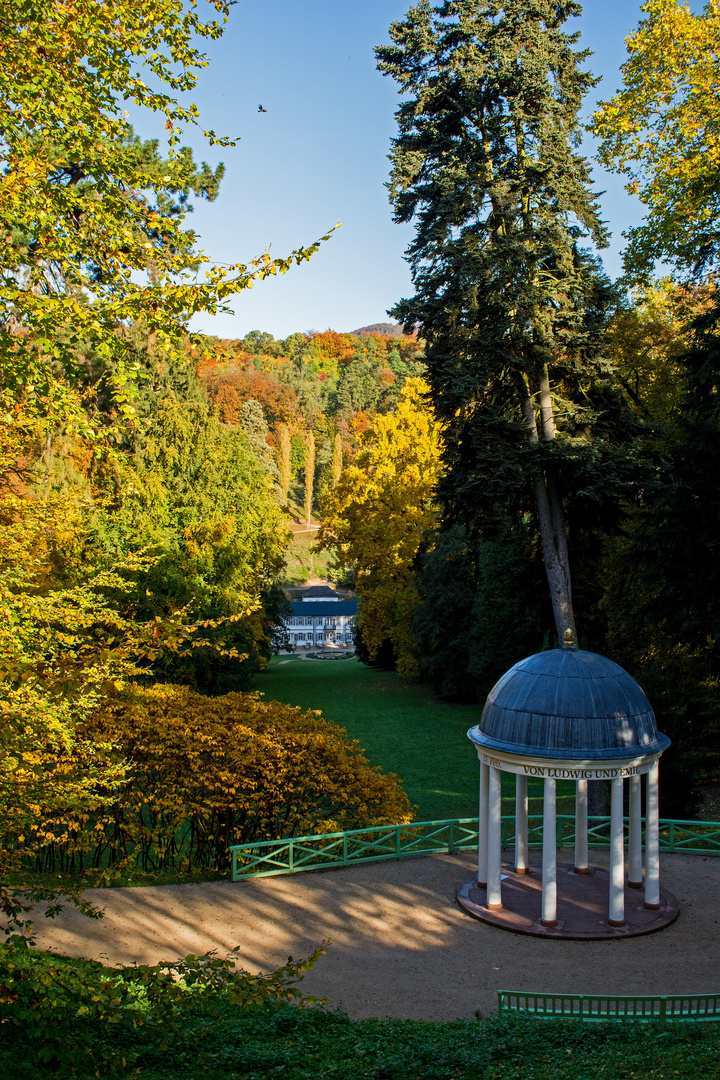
[33,850,720,1021]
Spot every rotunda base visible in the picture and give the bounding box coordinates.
[458,864,679,939]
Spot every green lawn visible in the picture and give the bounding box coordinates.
[259,657,574,822]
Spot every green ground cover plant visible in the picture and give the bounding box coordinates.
[260,659,575,820]
[0,943,325,1079]
[4,951,719,1080]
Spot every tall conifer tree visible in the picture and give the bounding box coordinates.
[377,0,638,645]
[277,423,292,502]
[304,430,316,526]
[329,433,343,489]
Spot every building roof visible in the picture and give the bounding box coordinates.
[290,600,358,617]
[301,585,339,600]
[468,646,670,761]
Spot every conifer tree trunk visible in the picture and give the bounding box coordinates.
[304,430,315,526]
[520,376,576,644]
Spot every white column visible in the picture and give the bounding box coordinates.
[644,760,660,909]
[608,776,625,926]
[515,774,528,874]
[574,777,589,873]
[486,766,503,910]
[628,774,643,888]
[541,777,557,926]
[477,760,489,887]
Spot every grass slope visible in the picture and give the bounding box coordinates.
[282,488,335,585]
[259,658,574,821]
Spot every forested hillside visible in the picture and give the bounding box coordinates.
[199,325,424,455]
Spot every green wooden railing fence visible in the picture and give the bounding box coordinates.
[230,814,720,880]
[498,990,720,1022]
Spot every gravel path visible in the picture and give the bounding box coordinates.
[33,850,720,1021]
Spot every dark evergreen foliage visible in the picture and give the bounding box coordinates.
[377,0,643,647]
[603,299,720,815]
[353,621,398,670]
[411,523,552,700]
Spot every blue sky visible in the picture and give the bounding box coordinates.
[135,1,651,339]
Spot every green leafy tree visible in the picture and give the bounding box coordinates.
[280,352,333,424]
[71,335,290,690]
[334,355,382,416]
[377,0,639,646]
[290,431,306,477]
[115,412,284,614]
[242,330,283,356]
[381,346,427,410]
[238,399,280,486]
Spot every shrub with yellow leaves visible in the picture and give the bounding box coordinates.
[30,683,414,874]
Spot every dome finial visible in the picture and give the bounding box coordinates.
[563,627,576,649]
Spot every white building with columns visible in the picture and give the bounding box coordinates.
[284,585,357,648]
[458,630,678,938]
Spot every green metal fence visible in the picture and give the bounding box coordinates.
[498,990,720,1022]
[230,814,720,880]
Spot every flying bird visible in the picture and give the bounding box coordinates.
[258,105,267,113]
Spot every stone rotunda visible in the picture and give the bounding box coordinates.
[457,631,680,938]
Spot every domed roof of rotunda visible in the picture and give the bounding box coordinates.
[468,641,670,761]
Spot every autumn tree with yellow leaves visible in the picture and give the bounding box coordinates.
[0,0,334,937]
[0,0,332,428]
[319,379,441,675]
[608,279,716,422]
[85,684,412,868]
[592,0,720,280]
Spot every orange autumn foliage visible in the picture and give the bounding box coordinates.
[308,330,357,365]
[206,368,299,427]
